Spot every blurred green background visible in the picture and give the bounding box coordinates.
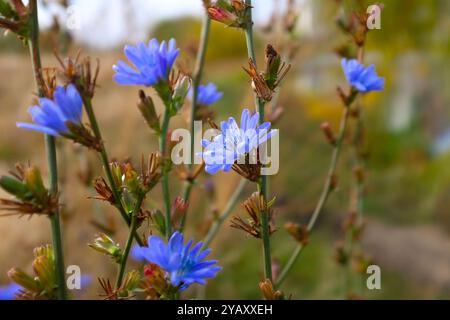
[1,0,450,299]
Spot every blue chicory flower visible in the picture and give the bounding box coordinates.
[199,108,276,174]
[16,84,83,136]
[0,283,21,300]
[341,58,384,93]
[131,244,146,263]
[138,231,221,290]
[191,82,223,106]
[113,38,180,87]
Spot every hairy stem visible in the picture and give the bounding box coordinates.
[115,194,144,289]
[83,98,143,246]
[180,15,211,231]
[244,0,272,281]
[201,178,247,250]
[28,0,67,300]
[275,103,352,288]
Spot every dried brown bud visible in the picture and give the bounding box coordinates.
[284,222,309,246]
[259,279,284,300]
[171,196,189,229]
[92,177,115,204]
[320,122,337,146]
[230,192,276,238]
[138,90,160,133]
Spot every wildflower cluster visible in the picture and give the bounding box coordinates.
[0,0,387,301]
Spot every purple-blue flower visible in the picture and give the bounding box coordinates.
[113,38,180,87]
[0,283,21,300]
[131,244,146,263]
[199,108,276,174]
[192,83,223,106]
[138,231,221,289]
[341,58,384,93]
[16,84,83,136]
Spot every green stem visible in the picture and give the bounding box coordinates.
[244,0,272,281]
[160,108,172,239]
[257,178,272,280]
[180,16,211,231]
[201,178,247,250]
[83,98,143,246]
[275,105,352,288]
[28,0,67,300]
[115,194,144,289]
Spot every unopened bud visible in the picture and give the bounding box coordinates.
[172,76,191,112]
[320,122,336,146]
[7,268,39,292]
[138,90,160,133]
[88,233,122,263]
[24,166,47,201]
[150,210,166,236]
[259,279,284,300]
[171,196,189,229]
[0,175,28,199]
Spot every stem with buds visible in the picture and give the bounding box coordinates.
[28,0,67,300]
[115,193,144,289]
[244,0,272,281]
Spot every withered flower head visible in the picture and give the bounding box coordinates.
[230,192,276,238]
[0,163,58,218]
[98,270,139,300]
[92,177,115,205]
[55,51,100,99]
[111,153,161,199]
[243,45,290,102]
[232,153,262,182]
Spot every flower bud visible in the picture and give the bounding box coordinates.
[88,233,122,263]
[171,196,189,229]
[32,255,56,293]
[7,268,39,292]
[0,175,28,199]
[138,90,160,133]
[207,7,238,26]
[172,75,191,112]
[320,122,337,146]
[259,279,284,300]
[150,210,166,236]
[24,166,47,202]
